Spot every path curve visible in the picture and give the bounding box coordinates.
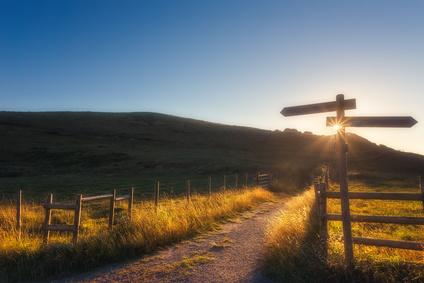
[56,199,286,283]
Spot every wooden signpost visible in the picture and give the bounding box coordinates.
[281,94,417,267]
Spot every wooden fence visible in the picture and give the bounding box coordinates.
[256,172,273,188]
[12,171,273,245]
[42,188,134,244]
[314,172,424,258]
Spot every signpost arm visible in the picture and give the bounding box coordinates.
[336,94,354,267]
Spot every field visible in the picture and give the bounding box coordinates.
[264,177,423,282]
[0,187,275,282]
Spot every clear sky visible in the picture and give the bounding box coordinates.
[1,1,424,154]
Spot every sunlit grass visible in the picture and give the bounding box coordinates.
[264,181,423,282]
[0,187,275,282]
[327,181,424,264]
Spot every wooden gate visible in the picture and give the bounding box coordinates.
[314,172,424,258]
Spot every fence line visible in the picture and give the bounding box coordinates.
[13,171,273,245]
[314,170,424,259]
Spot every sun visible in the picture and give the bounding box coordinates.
[332,124,342,131]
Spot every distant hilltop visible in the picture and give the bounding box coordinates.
[0,111,423,191]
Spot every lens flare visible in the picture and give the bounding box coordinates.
[333,124,342,131]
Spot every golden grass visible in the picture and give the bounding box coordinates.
[0,187,274,282]
[264,181,423,282]
[327,181,424,265]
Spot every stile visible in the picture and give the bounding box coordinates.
[109,189,116,228]
[43,193,53,244]
[73,194,82,244]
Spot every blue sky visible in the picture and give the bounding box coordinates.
[1,0,424,154]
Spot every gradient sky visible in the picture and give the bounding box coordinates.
[1,1,424,154]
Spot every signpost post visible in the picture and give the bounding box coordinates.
[281,94,417,267]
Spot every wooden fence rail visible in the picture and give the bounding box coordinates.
[41,187,134,244]
[256,172,273,188]
[14,172,271,245]
[314,173,424,258]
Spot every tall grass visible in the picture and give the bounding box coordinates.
[264,183,423,282]
[0,187,274,282]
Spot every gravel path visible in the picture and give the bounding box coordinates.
[56,199,286,283]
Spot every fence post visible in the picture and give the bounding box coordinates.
[154,181,160,209]
[314,183,320,218]
[208,176,212,197]
[16,190,22,239]
[186,180,191,203]
[223,175,226,190]
[420,176,424,210]
[73,194,82,244]
[245,173,248,188]
[325,166,330,191]
[43,193,53,244]
[128,187,134,220]
[235,174,238,188]
[336,94,354,267]
[319,182,328,259]
[109,189,116,228]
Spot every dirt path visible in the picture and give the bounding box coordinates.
[56,199,286,283]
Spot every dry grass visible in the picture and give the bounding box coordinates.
[264,182,423,283]
[327,181,423,265]
[0,187,274,282]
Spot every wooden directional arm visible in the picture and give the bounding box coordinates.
[281,99,356,116]
[327,116,417,128]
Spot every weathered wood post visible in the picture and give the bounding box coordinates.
[16,190,22,239]
[43,193,53,244]
[154,180,160,209]
[235,174,238,188]
[73,194,82,244]
[245,173,248,188]
[128,187,134,220]
[319,182,328,259]
[186,179,191,203]
[313,182,321,218]
[335,94,354,267]
[325,166,330,191]
[256,172,259,186]
[223,175,226,190]
[109,189,116,228]
[420,176,424,210]
[208,176,212,197]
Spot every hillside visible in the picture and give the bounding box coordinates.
[0,112,423,197]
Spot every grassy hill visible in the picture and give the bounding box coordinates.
[0,112,423,198]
